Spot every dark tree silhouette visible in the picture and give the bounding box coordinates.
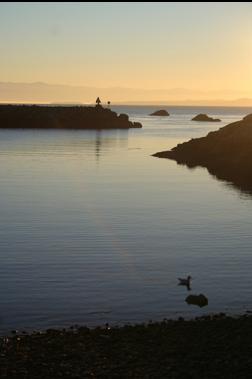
[96,97,101,106]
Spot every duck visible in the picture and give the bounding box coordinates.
[178,275,192,288]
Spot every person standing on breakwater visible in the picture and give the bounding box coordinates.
[95,97,101,108]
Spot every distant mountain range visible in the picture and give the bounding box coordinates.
[0,81,252,106]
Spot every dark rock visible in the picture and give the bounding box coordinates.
[132,121,142,128]
[186,294,208,308]
[118,113,129,122]
[192,113,221,122]
[150,109,169,116]
[0,105,142,129]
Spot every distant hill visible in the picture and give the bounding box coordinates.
[0,82,251,106]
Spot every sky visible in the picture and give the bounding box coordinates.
[0,2,251,102]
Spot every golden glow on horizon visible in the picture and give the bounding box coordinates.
[0,2,251,103]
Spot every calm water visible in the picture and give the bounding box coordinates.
[0,105,252,333]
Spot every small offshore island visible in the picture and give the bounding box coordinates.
[153,114,252,193]
[0,104,142,130]
[150,109,170,116]
[192,113,221,122]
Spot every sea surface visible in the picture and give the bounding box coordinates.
[0,105,252,333]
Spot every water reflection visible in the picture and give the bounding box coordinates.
[95,131,102,161]
[0,129,129,161]
[206,168,252,199]
[0,107,252,332]
[93,129,129,162]
[178,276,192,291]
[180,163,252,199]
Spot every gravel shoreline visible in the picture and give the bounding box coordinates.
[1,313,252,378]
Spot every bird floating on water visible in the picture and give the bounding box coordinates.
[178,275,192,290]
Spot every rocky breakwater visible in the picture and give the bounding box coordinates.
[0,104,142,129]
[153,114,252,193]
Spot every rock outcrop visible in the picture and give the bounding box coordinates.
[0,105,142,129]
[186,294,208,308]
[150,110,169,116]
[153,114,252,194]
[191,114,221,122]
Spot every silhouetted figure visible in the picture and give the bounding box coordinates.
[96,97,101,107]
[107,101,111,108]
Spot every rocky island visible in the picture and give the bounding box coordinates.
[153,114,252,193]
[150,109,169,116]
[0,104,142,129]
[192,113,221,122]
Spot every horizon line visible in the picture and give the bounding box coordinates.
[0,101,252,108]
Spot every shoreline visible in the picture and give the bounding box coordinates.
[2,313,252,378]
[1,308,249,337]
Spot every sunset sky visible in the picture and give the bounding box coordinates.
[0,2,251,102]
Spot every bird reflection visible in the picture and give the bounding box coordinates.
[178,275,192,291]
